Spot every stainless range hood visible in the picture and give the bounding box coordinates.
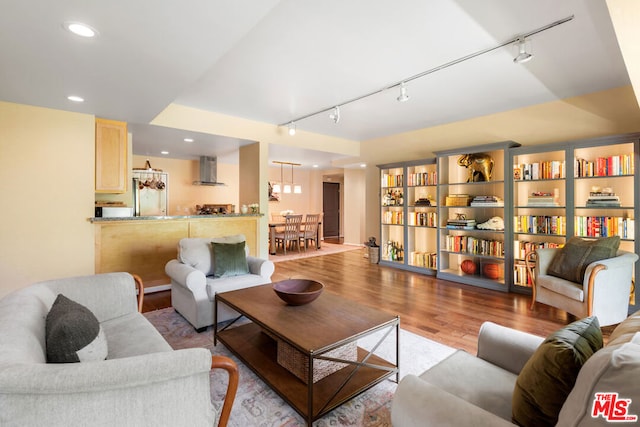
[193,156,226,186]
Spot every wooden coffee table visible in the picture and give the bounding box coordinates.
[214,284,399,426]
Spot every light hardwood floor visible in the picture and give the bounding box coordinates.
[144,248,615,354]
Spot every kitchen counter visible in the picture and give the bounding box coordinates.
[90,213,262,222]
[93,215,263,289]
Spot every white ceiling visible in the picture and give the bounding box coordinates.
[0,0,630,169]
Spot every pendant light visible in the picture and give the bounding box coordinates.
[273,161,302,194]
[273,163,283,193]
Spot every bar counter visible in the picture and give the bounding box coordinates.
[93,214,263,289]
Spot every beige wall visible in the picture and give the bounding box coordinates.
[240,142,270,258]
[0,101,95,298]
[343,168,367,246]
[132,155,240,216]
[267,166,323,220]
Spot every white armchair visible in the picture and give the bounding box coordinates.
[166,235,274,330]
[526,248,638,326]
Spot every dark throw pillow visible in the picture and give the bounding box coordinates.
[46,294,108,363]
[212,241,249,278]
[547,236,620,283]
[512,316,603,427]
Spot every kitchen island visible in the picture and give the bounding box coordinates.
[92,214,262,290]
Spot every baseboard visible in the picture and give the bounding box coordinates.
[145,284,171,294]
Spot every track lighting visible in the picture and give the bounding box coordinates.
[513,37,533,64]
[397,82,409,102]
[278,15,572,130]
[329,106,341,123]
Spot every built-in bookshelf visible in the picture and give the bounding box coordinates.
[510,146,568,292]
[377,133,639,311]
[379,159,437,274]
[435,141,520,292]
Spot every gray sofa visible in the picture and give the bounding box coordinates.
[392,310,640,426]
[165,235,275,330]
[0,272,238,427]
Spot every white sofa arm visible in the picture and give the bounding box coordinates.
[477,322,544,375]
[37,272,139,323]
[391,375,515,427]
[247,256,275,280]
[165,259,207,291]
[0,348,216,426]
[584,251,639,284]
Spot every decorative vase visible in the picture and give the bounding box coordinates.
[241,205,248,214]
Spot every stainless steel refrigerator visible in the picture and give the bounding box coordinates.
[133,171,169,216]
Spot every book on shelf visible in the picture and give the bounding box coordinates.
[446,218,476,225]
[470,195,504,207]
[446,225,476,230]
[585,191,620,207]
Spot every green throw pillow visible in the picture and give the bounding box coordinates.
[212,241,249,278]
[46,294,108,363]
[512,316,603,427]
[547,236,620,283]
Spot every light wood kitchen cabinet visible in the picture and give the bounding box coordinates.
[95,118,128,193]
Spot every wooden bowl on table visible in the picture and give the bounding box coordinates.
[273,279,324,305]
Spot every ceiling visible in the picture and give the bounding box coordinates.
[0,0,631,169]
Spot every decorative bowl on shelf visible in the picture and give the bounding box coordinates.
[273,279,324,306]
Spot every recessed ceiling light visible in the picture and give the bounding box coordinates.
[161,151,169,155]
[312,164,319,168]
[183,138,194,142]
[63,21,98,38]
[360,163,367,168]
[67,95,84,102]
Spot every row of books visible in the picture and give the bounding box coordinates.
[575,154,634,177]
[407,171,437,187]
[575,216,634,239]
[470,195,504,207]
[382,211,404,225]
[513,261,533,288]
[513,240,563,260]
[514,160,565,180]
[409,251,437,269]
[407,211,437,227]
[514,215,567,235]
[381,173,404,188]
[443,235,504,257]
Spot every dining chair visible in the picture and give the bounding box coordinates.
[274,214,303,254]
[300,213,321,251]
[271,214,286,233]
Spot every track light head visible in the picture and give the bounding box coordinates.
[287,122,296,136]
[329,106,341,123]
[513,37,533,64]
[397,82,409,102]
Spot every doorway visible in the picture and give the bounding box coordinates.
[323,182,340,238]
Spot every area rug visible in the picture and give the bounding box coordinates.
[269,242,362,263]
[145,307,455,426]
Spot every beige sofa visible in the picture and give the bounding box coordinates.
[392,310,640,426]
[165,235,275,330]
[0,272,238,427]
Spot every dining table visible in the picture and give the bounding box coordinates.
[268,221,322,255]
